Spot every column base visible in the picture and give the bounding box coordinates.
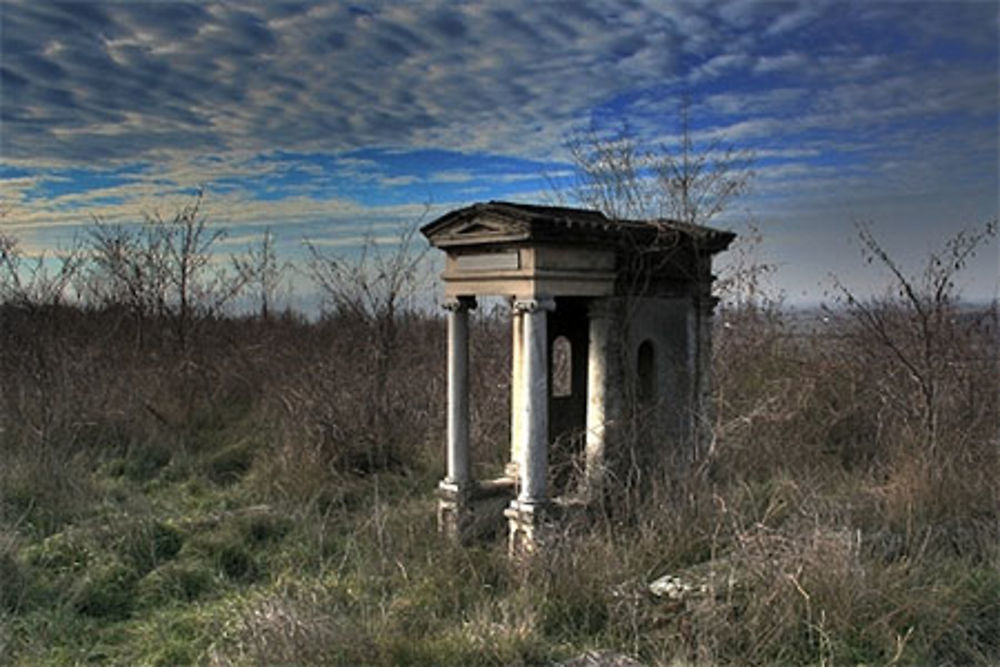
[578,463,608,506]
[504,500,552,557]
[437,481,470,542]
[439,478,517,544]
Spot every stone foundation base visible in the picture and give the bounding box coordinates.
[504,496,593,556]
[436,482,467,540]
[504,501,552,556]
[438,478,516,544]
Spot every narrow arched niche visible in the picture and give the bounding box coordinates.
[637,339,656,405]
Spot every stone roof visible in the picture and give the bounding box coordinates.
[421,201,735,254]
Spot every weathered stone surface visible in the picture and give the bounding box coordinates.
[648,557,738,602]
[648,573,702,600]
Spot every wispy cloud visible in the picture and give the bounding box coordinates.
[1,1,699,165]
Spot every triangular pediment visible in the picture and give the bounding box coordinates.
[457,222,493,235]
[450,215,527,238]
[422,209,531,247]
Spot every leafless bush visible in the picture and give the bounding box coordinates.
[231,228,289,321]
[0,233,84,308]
[305,222,431,471]
[86,191,245,349]
[829,219,998,455]
[560,99,753,226]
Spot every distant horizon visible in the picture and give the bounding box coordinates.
[3,201,996,317]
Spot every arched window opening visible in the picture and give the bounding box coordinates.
[637,339,656,404]
[552,335,572,397]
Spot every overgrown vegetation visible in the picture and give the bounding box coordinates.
[557,100,754,225]
[1,209,997,665]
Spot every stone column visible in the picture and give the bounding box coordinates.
[584,298,617,499]
[507,300,524,478]
[443,296,476,486]
[512,297,555,506]
[438,296,476,541]
[693,289,720,461]
[505,296,555,555]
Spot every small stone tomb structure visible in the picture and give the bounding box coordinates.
[421,202,734,552]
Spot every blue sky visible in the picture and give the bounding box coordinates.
[1,0,997,307]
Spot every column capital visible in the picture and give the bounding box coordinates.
[512,297,555,314]
[442,296,477,312]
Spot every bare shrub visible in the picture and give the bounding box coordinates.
[305,222,431,471]
[830,219,997,454]
[824,221,999,558]
[559,99,753,226]
[87,191,246,350]
[0,233,84,307]
[231,228,289,321]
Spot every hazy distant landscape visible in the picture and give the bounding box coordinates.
[1,213,997,665]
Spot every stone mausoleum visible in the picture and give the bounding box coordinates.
[421,202,734,552]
